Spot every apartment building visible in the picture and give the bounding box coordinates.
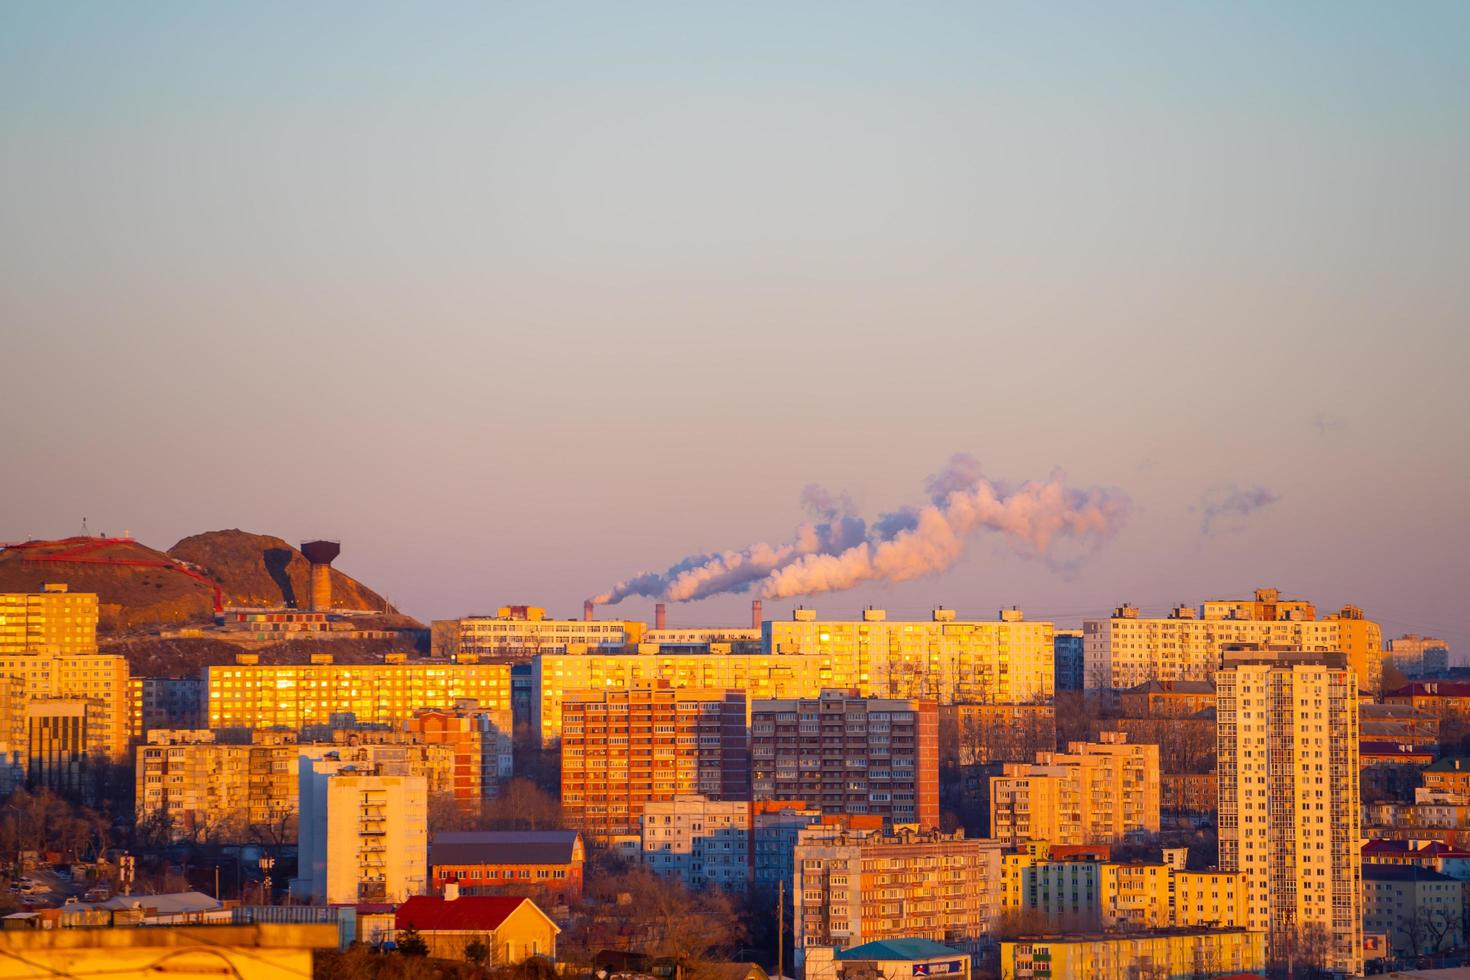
[641,794,751,890]
[766,607,1055,705]
[534,607,1052,749]
[25,699,97,796]
[752,801,825,887]
[1361,864,1464,957]
[0,585,98,656]
[203,654,509,729]
[1002,928,1265,980]
[437,606,641,660]
[792,826,1005,967]
[294,757,427,905]
[1084,587,1383,692]
[1054,630,1084,692]
[1385,634,1450,677]
[535,650,831,748]
[989,733,1160,846]
[559,684,749,841]
[1001,842,1246,932]
[1216,646,1362,975]
[643,627,761,653]
[136,729,469,842]
[751,690,939,829]
[0,651,130,762]
[404,702,513,805]
[130,677,205,737]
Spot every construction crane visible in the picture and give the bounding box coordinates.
[1,536,225,613]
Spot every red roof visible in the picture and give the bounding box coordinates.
[396,895,528,931]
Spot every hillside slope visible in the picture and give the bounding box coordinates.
[167,529,396,615]
[0,530,416,636]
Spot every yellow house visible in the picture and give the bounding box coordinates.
[0,923,336,980]
[395,892,558,963]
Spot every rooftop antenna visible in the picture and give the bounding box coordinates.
[82,517,88,535]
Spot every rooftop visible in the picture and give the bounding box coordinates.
[396,895,551,932]
[1362,864,1459,883]
[837,938,965,961]
[430,830,582,867]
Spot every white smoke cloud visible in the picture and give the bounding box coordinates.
[590,455,1131,606]
[1199,484,1280,535]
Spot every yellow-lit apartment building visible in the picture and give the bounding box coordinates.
[1084,587,1383,692]
[137,727,475,842]
[0,587,129,761]
[1216,646,1363,975]
[435,606,643,659]
[990,733,1160,846]
[534,606,1053,747]
[767,607,1054,704]
[1002,928,1265,980]
[204,653,509,729]
[1001,843,1248,931]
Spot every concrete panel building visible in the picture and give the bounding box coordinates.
[559,684,749,841]
[641,794,751,890]
[294,757,427,905]
[752,690,939,829]
[203,654,509,730]
[0,585,99,656]
[1084,587,1383,693]
[989,733,1160,847]
[792,826,1005,967]
[1216,646,1362,975]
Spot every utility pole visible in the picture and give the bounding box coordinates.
[777,879,784,980]
[214,865,220,900]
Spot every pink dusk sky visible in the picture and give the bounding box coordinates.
[3,4,1468,649]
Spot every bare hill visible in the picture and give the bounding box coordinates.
[167,529,397,615]
[0,537,213,632]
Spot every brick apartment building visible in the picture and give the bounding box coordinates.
[752,689,939,829]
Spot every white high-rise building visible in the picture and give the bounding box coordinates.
[294,756,428,905]
[1216,646,1361,975]
[1084,588,1382,693]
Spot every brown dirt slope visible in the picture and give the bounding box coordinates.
[0,537,213,632]
[167,529,399,615]
[104,636,413,677]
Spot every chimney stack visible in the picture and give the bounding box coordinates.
[583,600,595,622]
[751,599,763,629]
[299,540,341,613]
[655,603,666,630]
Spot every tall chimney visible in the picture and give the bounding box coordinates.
[299,540,341,612]
[751,599,763,630]
[583,600,594,622]
[655,603,667,630]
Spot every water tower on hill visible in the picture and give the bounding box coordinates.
[299,540,341,612]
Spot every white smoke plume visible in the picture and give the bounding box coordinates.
[590,454,1130,606]
[1199,484,1280,535]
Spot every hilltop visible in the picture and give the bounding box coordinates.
[0,529,417,636]
[167,529,397,617]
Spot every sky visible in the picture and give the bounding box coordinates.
[3,3,1468,649]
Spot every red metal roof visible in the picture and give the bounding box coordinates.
[396,895,527,932]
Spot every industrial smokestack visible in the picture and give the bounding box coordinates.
[752,599,762,629]
[584,600,594,622]
[299,540,341,612]
[655,603,666,630]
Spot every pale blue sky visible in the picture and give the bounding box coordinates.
[3,3,1468,647]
